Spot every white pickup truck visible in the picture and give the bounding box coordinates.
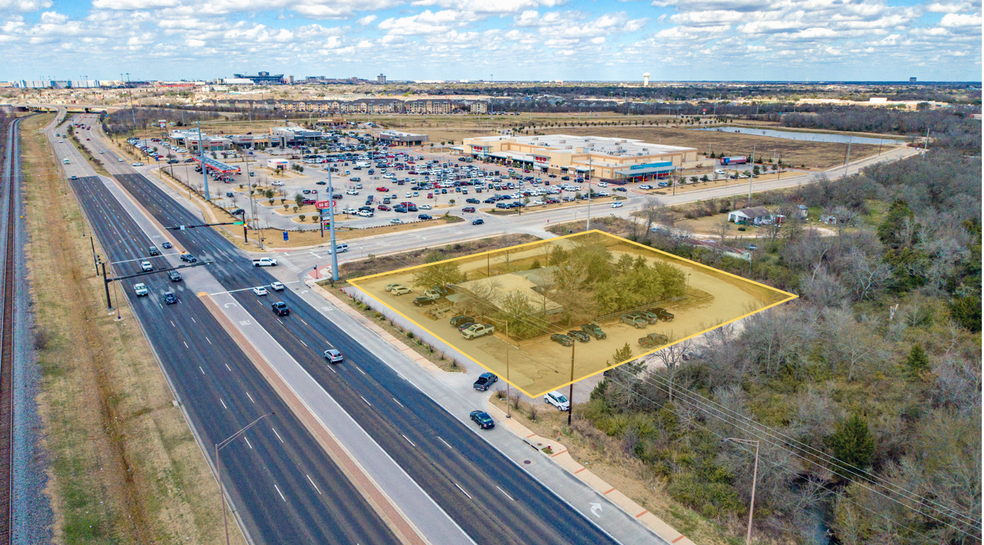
[461,324,495,340]
[252,257,278,267]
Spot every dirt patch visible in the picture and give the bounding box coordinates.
[23,114,239,544]
[489,394,732,545]
[545,216,643,238]
[336,233,540,280]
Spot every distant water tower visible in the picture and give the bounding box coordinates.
[643,73,650,86]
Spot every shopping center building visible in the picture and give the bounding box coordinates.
[461,134,698,182]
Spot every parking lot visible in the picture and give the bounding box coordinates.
[130,132,728,233]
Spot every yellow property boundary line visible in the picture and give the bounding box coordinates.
[350,230,797,397]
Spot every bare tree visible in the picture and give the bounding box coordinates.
[715,216,731,245]
[649,338,691,402]
[840,247,892,301]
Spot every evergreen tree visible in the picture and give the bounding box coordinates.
[827,414,876,472]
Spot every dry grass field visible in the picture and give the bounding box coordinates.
[24,114,242,545]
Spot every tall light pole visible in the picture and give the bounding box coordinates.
[216,412,273,545]
[197,121,211,200]
[722,437,760,545]
[585,153,592,230]
[328,167,339,282]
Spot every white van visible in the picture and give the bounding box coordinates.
[329,243,348,254]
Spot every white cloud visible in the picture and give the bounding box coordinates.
[92,0,177,9]
[357,14,377,26]
[939,12,982,26]
[0,0,52,12]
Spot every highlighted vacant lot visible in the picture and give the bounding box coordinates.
[350,231,795,397]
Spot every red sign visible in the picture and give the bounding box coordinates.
[315,200,332,209]
[534,156,549,165]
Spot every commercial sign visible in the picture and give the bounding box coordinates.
[158,119,167,129]
[534,155,549,166]
[630,161,673,171]
[315,200,334,209]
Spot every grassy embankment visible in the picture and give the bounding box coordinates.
[22,113,243,544]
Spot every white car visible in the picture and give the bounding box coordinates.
[419,204,432,210]
[638,184,652,190]
[346,189,359,195]
[715,169,726,175]
[597,181,608,187]
[133,283,149,297]
[140,261,153,272]
[132,162,144,167]
[271,180,285,186]
[252,286,268,296]
[118,158,124,162]
[270,282,285,291]
[544,391,570,411]
[531,200,545,206]
[390,218,403,224]
[324,348,344,363]
[610,202,623,208]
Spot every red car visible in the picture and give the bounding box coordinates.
[462,207,476,213]
[376,187,389,192]
[377,204,391,211]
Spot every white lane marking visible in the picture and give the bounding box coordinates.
[199,366,204,374]
[299,318,308,326]
[438,437,452,449]
[402,434,415,447]
[355,366,366,376]
[239,320,251,326]
[246,392,254,403]
[206,337,212,345]
[191,317,196,323]
[497,486,515,501]
[244,436,253,449]
[306,474,322,495]
[183,341,189,348]
[299,339,307,347]
[392,397,404,408]
[454,483,471,499]
[360,395,371,406]
[272,428,284,444]
[309,251,319,257]
[225,363,232,372]
[327,365,336,374]
[274,484,286,502]
[220,398,227,409]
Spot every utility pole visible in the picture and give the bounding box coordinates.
[843,136,852,179]
[123,73,137,129]
[197,121,211,200]
[567,340,575,426]
[722,438,760,545]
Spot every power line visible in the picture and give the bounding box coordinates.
[627,368,981,537]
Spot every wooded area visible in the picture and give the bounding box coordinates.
[585,136,981,543]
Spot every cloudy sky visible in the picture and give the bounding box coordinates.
[0,0,980,82]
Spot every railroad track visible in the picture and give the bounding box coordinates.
[0,115,21,545]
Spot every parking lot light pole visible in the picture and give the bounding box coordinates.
[216,412,273,545]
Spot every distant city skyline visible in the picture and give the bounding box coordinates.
[0,0,980,82]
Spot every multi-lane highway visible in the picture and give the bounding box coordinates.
[54,115,405,544]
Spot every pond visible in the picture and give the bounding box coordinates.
[695,127,903,146]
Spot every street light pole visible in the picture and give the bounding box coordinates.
[216,412,273,545]
[568,340,575,426]
[722,438,760,544]
[328,167,339,282]
[197,121,211,200]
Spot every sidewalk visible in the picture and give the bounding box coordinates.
[485,402,695,545]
